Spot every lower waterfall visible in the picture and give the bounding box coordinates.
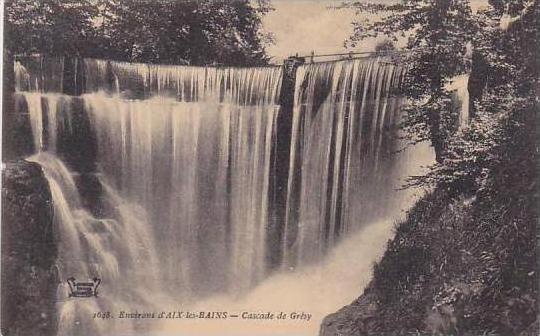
[14,57,434,335]
[26,152,163,335]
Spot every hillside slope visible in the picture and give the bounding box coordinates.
[320,104,537,335]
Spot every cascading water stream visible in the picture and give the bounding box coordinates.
[283,58,419,268]
[13,56,434,335]
[82,60,283,295]
[28,152,163,336]
[446,74,471,130]
[17,91,163,335]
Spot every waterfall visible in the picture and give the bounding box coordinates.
[446,74,470,130]
[16,89,162,335]
[13,56,434,335]
[27,152,162,336]
[16,58,284,297]
[82,61,283,295]
[283,58,413,267]
[14,55,65,92]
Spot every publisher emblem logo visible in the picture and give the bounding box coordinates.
[67,277,101,298]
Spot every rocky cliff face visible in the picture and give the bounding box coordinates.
[1,160,57,336]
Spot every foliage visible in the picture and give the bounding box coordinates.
[377,145,536,334]
[4,0,99,57]
[374,38,396,55]
[346,0,477,163]
[94,0,272,65]
[343,0,537,192]
[4,0,273,66]
[415,0,537,192]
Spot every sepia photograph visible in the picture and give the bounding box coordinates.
[1,0,538,335]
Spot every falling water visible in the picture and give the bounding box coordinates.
[446,74,470,129]
[82,60,283,296]
[16,57,284,296]
[16,91,163,335]
[13,56,435,335]
[14,55,65,92]
[283,58,414,267]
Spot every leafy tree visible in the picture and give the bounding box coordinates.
[339,4,537,332]
[430,0,538,191]
[342,0,537,191]
[4,0,273,66]
[98,0,271,65]
[342,0,476,162]
[5,0,99,57]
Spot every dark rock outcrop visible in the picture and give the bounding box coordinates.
[267,56,305,270]
[1,160,57,336]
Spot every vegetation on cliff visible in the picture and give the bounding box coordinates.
[321,102,537,334]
